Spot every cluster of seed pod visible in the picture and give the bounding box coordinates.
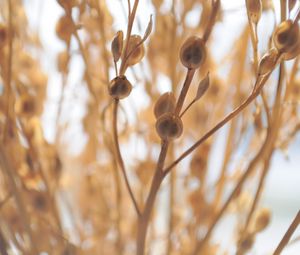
[154,92,183,140]
[155,35,207,140]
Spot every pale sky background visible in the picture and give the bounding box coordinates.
[23,0,300,254]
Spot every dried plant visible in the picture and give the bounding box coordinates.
[0,0,300,255]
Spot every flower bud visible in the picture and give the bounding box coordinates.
[180,36,206,69]
[154,92,176,119]
[155,113,183,140]
[246,0,262,24]
[258,48,278,75]
[273,20,299,53]
[109,75,132,99]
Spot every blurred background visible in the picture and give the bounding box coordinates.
[21,0,300,254]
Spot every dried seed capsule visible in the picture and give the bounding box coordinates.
[258,48,278,75]
[109,75,132,99]
[155,113,183,140]
[124,35,145,66]
[180,36,206,69]
[57,0,78,10]
[237,233,255,254]
[111,31,123,62]
[56,15,75,42]
[15,94,37,118]
[0,23,8,49]
[273,20,299,53]
[254,208,271,233]
[246,0,262,24]
[154,92,176,119]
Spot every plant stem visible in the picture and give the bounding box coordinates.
[273,210,300,255]
[120,0,140,75]
[163,72,273,176]
[203,0,220,43]
[175,69,196,116]
[113,99,141,216]
[136,141,168,255]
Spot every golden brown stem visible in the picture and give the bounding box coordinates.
[175,68,196,116]
[120,0,140,75]
[164,73,272,176]
[273,210,300,255]
[136,141,168,255]
[113,99,141,216]
[203,0,220,43]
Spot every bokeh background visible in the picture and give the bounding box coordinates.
[22,0,300,254]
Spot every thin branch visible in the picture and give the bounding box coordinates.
[180,98,196,118]
[175,68,196,116]
[203,0,220,43]
[273,210,300,255]
[120,0,140,75]
[163,73,272,176]
[113,99,141,216]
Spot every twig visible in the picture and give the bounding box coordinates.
[273,210,300,255]
[163,74,272,176]
[113,99,141,216]
[120,0,140,75]
[175,69,196,115]
[203,0,220,43]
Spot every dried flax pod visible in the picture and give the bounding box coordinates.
[109,75,132,99]
[180,36,206,69]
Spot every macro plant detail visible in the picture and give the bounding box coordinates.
[0,0,300,255]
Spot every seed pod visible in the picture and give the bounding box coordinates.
[195,72,210,101]
[237,233,255,254]
[0,24,8,49]
[155,113,183,140]
[124,35,145,66]
[111,31,123,62]
[15,94,37,118]
[283,36,300,60]
[154,92,176,119]
[109,75,132,99]
[56,15,75,42]
[258,48,278,75]
[180,36,206,69]
[57,0,78,10]
[273,20,299,53]
[254,208,271,233]
[246,0,262,24]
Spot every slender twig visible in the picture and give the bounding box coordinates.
[180,98,196,118]
[113,99,141,216]
[120,0,140,75]
[175,69,196,116]
[136,141,168,255]
[164,74,270,176]
[0,193,12,210]
[273,210,300,255]
[203,0,220,43]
